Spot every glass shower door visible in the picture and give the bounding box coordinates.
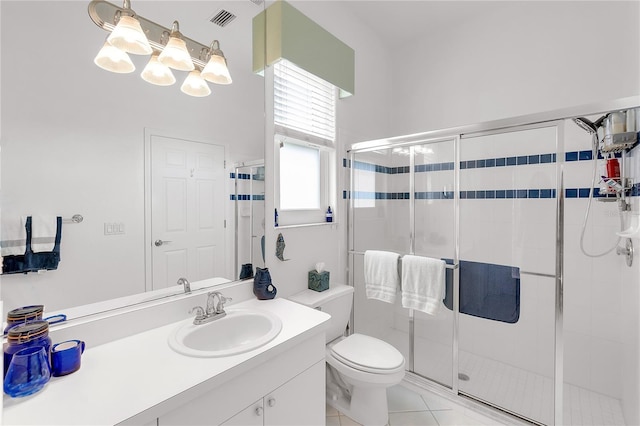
[412,139,457,388]
[350,147,411,361]
[457,125,558,424]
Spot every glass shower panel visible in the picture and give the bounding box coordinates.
[412,140,456,388]
[235,164,265,278]
[351,148,411,361]
[458,126,557,425]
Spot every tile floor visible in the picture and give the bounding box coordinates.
[326,383,511,426]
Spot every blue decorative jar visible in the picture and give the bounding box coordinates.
[4,305,44,333]
[3,320,52,378]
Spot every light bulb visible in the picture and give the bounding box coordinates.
[94,41,135,73]
[158,23,195,72]
[180,69,211,97]
[141,53,176,86]
[107,15,152,55]
[201,53,232,85]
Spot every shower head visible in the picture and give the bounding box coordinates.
[572,115,607,135]
[573,117,598,134]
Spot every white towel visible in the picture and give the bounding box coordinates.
[31,215,59,253]
[401,255,445,315]
[364,250,400,303]
[1,216,28,256]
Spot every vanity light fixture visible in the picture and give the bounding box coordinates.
[88,0,234,97]
[201,40,232,85]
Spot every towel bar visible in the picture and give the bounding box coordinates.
[62,215,83,224]
[348,250,458,269]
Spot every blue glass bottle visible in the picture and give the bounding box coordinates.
[325,206,333,222]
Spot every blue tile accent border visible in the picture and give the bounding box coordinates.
[343,147,633,177]
[342,187,640,200]
[230,172,254,180]
[230,194,265,201]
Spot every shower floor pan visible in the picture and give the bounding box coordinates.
[382,329,625,426]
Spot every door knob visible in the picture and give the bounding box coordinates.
[154,239,172,247]
[267,397,276,407]
[255,406,263,416]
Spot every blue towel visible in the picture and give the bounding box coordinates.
[443,259,520,324]
[2,216,62,274]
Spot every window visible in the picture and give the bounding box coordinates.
[280,142,321,210]
[274,59,336,145]
[274,60,336,226]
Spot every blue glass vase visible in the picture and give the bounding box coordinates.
[4,346,51,398]
[253,267,277,300]
[239,263,254,280]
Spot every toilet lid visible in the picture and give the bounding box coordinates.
[330,334,404,373]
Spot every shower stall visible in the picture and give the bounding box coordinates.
[347,99,639,425]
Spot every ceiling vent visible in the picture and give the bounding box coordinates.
[209,9,237,27]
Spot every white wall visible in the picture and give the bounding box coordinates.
[389,1,640,133]
[0,1,265,311]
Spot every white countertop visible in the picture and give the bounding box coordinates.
[3,298,330,426]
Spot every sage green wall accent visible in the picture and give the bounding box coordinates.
[252,0,355,96]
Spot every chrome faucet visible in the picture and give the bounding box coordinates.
[189,291,232,325]
[206,291,232,316]
[177,277,191,294]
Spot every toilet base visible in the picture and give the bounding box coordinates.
[326,382,389,426]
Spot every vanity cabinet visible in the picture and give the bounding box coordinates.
[156,333,326,426]
[222,361,324,426]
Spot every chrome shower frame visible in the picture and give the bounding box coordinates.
[346,96,640,426]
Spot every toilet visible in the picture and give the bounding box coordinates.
[289,284,405,426]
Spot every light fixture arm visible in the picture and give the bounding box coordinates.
[208,40,227,62]
[169,20,182,37]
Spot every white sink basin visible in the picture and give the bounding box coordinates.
[168,308,283,358]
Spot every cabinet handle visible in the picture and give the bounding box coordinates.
[267,397,276,408]
[255,406,263,416]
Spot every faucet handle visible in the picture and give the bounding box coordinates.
[216,295,232,313]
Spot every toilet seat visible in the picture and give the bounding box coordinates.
[330,333,404,374]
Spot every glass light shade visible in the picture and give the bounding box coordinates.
[94,41,135,73]
[141,54,176,86]
[158,37,194,71]
[107,15,152,55]
[201,54,232,85]
[180,70,211,97]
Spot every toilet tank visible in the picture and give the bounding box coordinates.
[288,284,354,343]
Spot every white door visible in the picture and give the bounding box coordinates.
[151,135,225,290]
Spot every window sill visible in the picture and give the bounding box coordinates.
[275,222,337,230]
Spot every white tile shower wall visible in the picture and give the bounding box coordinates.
[562,120,634,402]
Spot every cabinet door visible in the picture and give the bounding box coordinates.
[221,399,264,426]
[264,361,325,426]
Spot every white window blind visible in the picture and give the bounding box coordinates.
[274,60,336,146]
